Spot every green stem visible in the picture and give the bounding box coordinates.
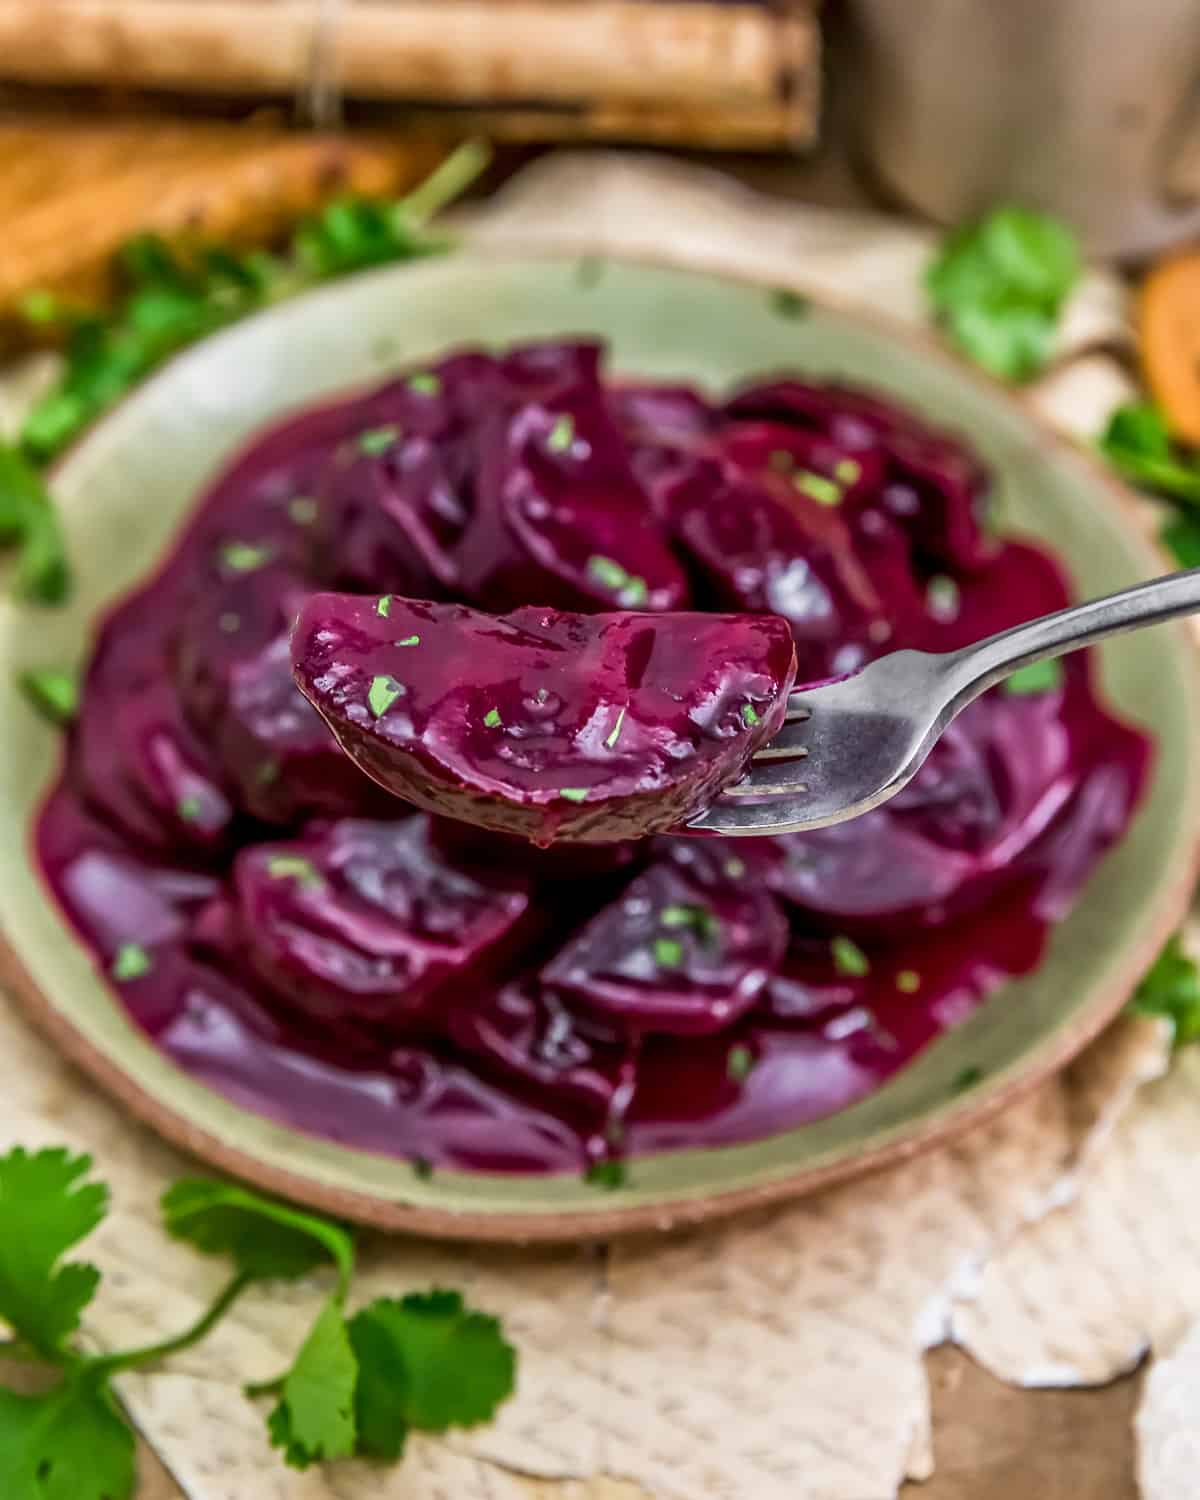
[243,1373,285,1399]
[0,1339,56,1366]
[92,1271,254,1376]
[398,139,492,227]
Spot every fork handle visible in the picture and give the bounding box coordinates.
[946,567,1200,701]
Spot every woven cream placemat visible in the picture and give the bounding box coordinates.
[5,152,1194,1500]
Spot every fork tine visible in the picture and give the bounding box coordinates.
[752,719,811,759]
[785,695,812,724]
[722,758,810,797]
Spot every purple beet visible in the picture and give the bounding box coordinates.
[541,858,789,1035]
[290,592,797,844]
[225,816,534,1031]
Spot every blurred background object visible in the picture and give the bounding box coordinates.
[843,0,1200,258]
[0,0,819,150]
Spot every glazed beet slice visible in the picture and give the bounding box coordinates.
[291,592,797,844]
[225,816,534,1030]
[454,373,690,614]
[541,860,788,1035]
[446,981,634,1125]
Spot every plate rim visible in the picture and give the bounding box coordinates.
[4,243,1199,1242]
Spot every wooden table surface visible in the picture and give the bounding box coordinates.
[0,109,1145,1500]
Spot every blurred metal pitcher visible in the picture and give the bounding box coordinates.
[843,0,1200,258]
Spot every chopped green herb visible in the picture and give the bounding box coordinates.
[394,633,420,647]
[653,936,684,968]
[219,611,241,634]
[831,935,870,977]
[559,787,589,804]
[483,707,502,728]
[368,674,404,717]
[586,554,648,607]
[727,1044,755,1083]
[177,794,202,823]
[18,667,78,725]
[0,443,71,603]
[951,1066,984,1094]
[769,287,810,319]
[376,594,392,618]
[834,458,862,485]
[357,425,400,456]
[1129,934,1200,1046]
[412,1156,434,1181]
[266,854,322,889]
[288,496,318,525]
[926,205,1080,381]
[111,943,152,981]
[895,969,922,994]
[605,706,627,749]
[407,372,441,396]
[220,540,273,574]
[1005,658,1063,695]
[546,414,575,453]
[794,470,842,507]
[584,1160,626,1190]
[741,703,761,728]
[660,903,718,942]
[926,575,961,621]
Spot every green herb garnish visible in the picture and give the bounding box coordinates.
[724,856,746,879]
[727,1044,756,1083]
[483,707,502,728]
[895,969,922,994]
[1005,658,1063,695]
[1100,400,1200,507]
[177,794,202,823]
[741,703,761,728]
[926,205,1079,381]
[1162,513,1200,568]
[660,903,718,942]
[605,706,627,749]
[412,1156,434,1180]
[18,667,78,725]
[769,288,810,319]
[559,787,589,804]
[367,675,404,717]
[546,414,575,453]
[219,540,273,575]
[1129,934,1200,1047]
[584,1160,626,1190]
[394,633,420,646]
[111,943,152,981]
[376,594,392,617]
[357,425,400,456]
[794,470,842,507]
[586,554,648,607]
[0,445,70,603]
[0,1161,518,1485]
[834,458,862,485]
[266,854,322,890]
[831,935,870,977]
[951,1066,984,1094]
[926,575,961,621]
[407,372,441,396]
[653,937,684,968]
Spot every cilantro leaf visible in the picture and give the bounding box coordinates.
[161,1178,353,1286]
[18,669,78,727]
[1162,513,1200,568]
[348,1291,515,1443]
[1129,934,1200,1046]
[0,1148,106,1358]
[926,206,1079,381]
[1100,400,1200,505]
[266,1299,357,1469]
[0,1372,135,1500]
[0,446,70,604]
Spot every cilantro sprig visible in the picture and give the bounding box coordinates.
[926,206,1080,382]
[1129,933,1200,1047]
[0,1147,515,1494]
[0,140,489,608]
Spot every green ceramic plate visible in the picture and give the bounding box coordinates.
[3,251,1198,1241]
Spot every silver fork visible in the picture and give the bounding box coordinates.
[689,569,1200,837]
